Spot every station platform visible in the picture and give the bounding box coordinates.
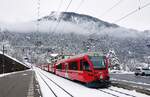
[0,70,41,97]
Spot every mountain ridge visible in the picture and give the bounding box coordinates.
[1,11,149,38]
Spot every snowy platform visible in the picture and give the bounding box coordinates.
[0,70,40,97]
[34,67,150,97]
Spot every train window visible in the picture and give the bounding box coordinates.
[57,63,62,69]
[89,56,105,69]
[81,61,91,71]
[69,62,78,70]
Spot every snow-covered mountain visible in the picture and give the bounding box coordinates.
[38,12,144,37]
[40,11,118,29]
[3,12,117,34]
[3,11,147,38]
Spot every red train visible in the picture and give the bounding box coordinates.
[40,52,110,88]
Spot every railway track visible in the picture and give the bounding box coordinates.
[108,88,136,97]
[37,70,74,97]
[37,72,57,97]
[98,89,119,97]
[36,68,140,97]
[98,88,136,97]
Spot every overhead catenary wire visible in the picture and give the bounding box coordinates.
[49,0,63,33]
[52,0,73,33]
[37,0,40,33]
[138,0,141,10]
[100,0,124,18]
[75,0,84,12]
[35,0,41,47]
[60,0,85,33]
[64,0,73,12]
[56,0,63,13]
[114,1,150,23]
[137,0,141,17]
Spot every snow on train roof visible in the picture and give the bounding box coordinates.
[0,51,30,68]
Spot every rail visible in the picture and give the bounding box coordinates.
[37,70,74,97]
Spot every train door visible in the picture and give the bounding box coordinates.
[80,60,94,83]
[61,63,66,77]
[56,63,62,76]
[65,63,69,78]
[68,61,78,80]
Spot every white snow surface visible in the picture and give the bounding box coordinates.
[34,67,150,97]
[110,70,134,74]
[111,78,150,86]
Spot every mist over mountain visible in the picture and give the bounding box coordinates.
[0,12,150,70]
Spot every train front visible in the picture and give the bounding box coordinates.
[87,55,110,88]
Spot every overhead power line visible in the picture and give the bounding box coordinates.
[37,0,40,33]
[35,0,41,46]
[138,0,141,9]
[52,0,73,33]
[64,0,73,12]
[55,0,85,33]
[75,0,84,12]
[114,1,150,23]
[100,0,123,18]
[57,0,63,12]
[49,0,63,33]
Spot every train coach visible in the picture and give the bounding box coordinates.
[42,52,110,88]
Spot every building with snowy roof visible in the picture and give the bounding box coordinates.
[0,51,29,74]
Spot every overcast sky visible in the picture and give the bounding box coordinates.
[0,0,150,31]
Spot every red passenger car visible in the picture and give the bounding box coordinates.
[53,52,110,87]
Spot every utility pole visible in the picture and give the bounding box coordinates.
[146,44,150,68]
[2,45,5,74]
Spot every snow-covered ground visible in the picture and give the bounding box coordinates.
[111,78,150,87]
[110,70,134,74]
[34,67,150,97]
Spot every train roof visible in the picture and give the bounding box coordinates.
[56,52,104,64]
[55,54,85,64]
